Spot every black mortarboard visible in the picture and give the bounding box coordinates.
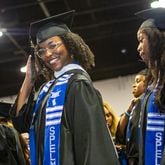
[135,7,165,30]
[29,10,75,45]
[0,102,12,118]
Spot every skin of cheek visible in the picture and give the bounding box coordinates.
[38,36,73,71]
[139,32,151,66]
[44,46,72,71]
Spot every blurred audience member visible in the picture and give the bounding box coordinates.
[0,102,27,165]
[103,102,119,138]
[20,132,30,165]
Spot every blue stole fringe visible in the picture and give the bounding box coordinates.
[144,90,165,165]
[29,73,73,165]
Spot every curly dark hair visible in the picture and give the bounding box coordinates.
[60,32,95,70]
[139,27,165,109]
[33,31,95,81]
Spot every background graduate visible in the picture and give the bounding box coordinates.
[135,7,165,165]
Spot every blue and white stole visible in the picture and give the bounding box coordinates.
[29,73,73,165]
[144,88,165,165]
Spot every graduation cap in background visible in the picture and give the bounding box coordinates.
[0,102,12,119]
[135,7,165,30]
[29,10,75,45]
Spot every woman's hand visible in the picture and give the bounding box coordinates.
[25,55,37,85]
[16,55,36,114]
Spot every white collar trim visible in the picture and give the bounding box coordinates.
[54,64,85,78]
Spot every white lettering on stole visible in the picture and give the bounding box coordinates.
[49,126,56,165]
[155,132,162,165]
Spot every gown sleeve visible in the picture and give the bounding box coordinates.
[10,89,36,133]
[0,125,26,165]
[63,76,119,165]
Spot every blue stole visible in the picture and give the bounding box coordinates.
[29,73,73,165]
[126,105,136,142]
[144,90,165,165]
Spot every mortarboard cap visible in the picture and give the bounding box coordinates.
[29,10,75,45]
[0,102,12,118]
[135,7,165,30]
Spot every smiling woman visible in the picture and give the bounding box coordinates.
[36,40,63,59]
[10,10,119,165]
[36,36,72,72]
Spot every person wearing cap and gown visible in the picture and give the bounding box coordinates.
[0,102,27,165]
[115,69,150,165]
[10,11,119,165]
[135,7,165,165]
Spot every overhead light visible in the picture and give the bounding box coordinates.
[0,31,3,37]
[151,0,165,8]
[121,48,127,55]
[0,28,6,37]
[20,65,27,73]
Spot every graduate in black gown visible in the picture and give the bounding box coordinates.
[115,69,150,165]
[135,8,165,165]
[10,10,119,165]
[0,102,26,165]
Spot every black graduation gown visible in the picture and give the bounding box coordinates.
[0,124,26,165]
[116,98,142,164]
[11,70,119,165]
[126,100,141,161]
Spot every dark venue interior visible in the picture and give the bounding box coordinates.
[0,0,151,97]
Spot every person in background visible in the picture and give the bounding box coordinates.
[21,132,30,148]
[115,69,150,165]
[20,132,30,163]
[103,102,119,138]
[10,10,119,165]
[135,7,165,165]
[0,102,28,165]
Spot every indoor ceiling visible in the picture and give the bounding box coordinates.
[0,0,151,97]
